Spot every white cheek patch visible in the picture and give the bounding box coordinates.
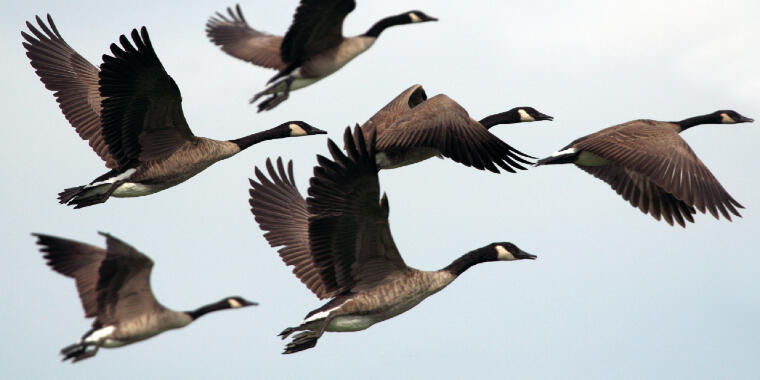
[228,299,242,308]
[289,124,308,136]
[518,109,535,122]
[409,13,422,23]
[496,245,516,261]
[720,113,736,124]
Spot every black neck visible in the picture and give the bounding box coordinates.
[185,300,230,321]
[364,14,411,38]
[229,127,289,151]
[479,109,522,129]
[674,113,721,132]
[444,247,498,277]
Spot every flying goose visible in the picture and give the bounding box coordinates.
[536,110,753,226]
[359,84,553,172]
[22,16,326,208]
[32,232,257,362]
[206,2,437,111]
[249,126,536,354]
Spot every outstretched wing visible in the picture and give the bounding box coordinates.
[376,94,535,173]
[360,84,428,137]
[33,233,107,317]
[206,4,286,70]
[307,126,407,296]
[280,0,356,63]
[22,15,118,168]
[249,158,329,298]
[95,233,163,325]
[579,164,697,227]
[99,27,195,167]
[574,121,742,222]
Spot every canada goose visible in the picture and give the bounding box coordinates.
[249,126,536,353]
[536,110,753,227]
[206,2,437,111]
[32,232,257,363]
[22,16,326,208]
[359,84,553,172]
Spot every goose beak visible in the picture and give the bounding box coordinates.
[313,127,328,135]
[515,249,537,260]
[427,16,439,22]
[243,300,259,307]
[536,113,554,121]
[738,116,754,123]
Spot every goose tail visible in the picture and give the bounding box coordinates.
[57,184,113,208]
[60,342,96,363]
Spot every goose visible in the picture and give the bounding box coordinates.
[359,84,553,172]
[536,110,753,227]
[248,126,536,353]
[32,232,257,363]
[22,16,326,208]
[206,2,437,111]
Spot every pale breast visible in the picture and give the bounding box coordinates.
[111,312,192,346]
[376,148,441,169]
[329,270,456,330]
[123,138,239,193]
[301,36,376,78]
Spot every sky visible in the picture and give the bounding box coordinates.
[2,0,759,378]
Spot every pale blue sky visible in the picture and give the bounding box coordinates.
[2,1,759,379]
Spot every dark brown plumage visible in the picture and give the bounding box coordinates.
[33,233,256,363]
[249,127,535,354]
[23,15,325,208]
[536,110,753,227]
[206,4,286,70]
[22,15,118,168]
[361,84,553,173]
[206,2,437,111]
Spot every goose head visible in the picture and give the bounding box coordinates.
[490,242,537,261]
[224,296,258,309]
[513,107,554,122]
[715,110,754,124]
[405,10,438,23]
[278,121,328,137]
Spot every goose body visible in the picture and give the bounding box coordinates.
[23,16,325,208]
[536,110,753,226]
[206,2,437,111]
[249,127,536,353]
[294,269,456,333]
[32,232,256,362]
[360,84,553,172]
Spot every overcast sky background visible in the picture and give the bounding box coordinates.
[2,0,759,379]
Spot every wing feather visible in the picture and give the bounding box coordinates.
[573,121,742,224]
[22,15,118,168]
[206,5,286,70]
[375,95,535,172]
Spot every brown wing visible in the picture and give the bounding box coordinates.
[33,233,107,318]
[280,0,356,63]
[579,164,697,227]
[574,120,743,221]
[376,94,535,173]
[249,158,329,298]
[307,127,407,296]
[22,15,118,168]
[360,84,428,137]
[99,27,195,167]
[206,5,286,70]
[95,233,163,325]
